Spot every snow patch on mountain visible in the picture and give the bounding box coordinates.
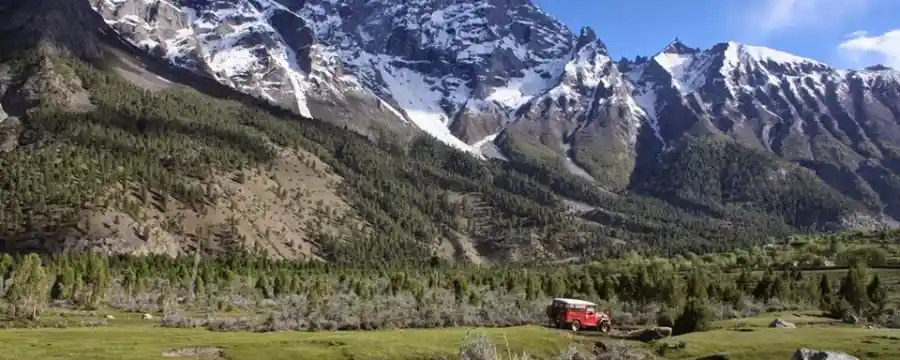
[627,40,848,145]
[486,59,567,112]
[272,45,314,118]
[653,53,694,93]
[723,41,824,68]
[372,56,479,154]
[472,132,501,152]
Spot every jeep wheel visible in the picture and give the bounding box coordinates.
[599,322,611,333]
[570,321,581,332]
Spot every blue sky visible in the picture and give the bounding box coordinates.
[532,0,900,69]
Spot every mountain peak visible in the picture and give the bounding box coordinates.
[661,38,696,55]
[865,64,893,71]
[575,26,596,50]
[578,26,597,43]
[575,26,607,53]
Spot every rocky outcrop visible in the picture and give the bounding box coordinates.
[0,114,20,152]
[791,348,859,360]
[769,319,796,328]
[630,326,673,342]
[842,313,861,325]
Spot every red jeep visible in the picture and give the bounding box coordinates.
[546,298,611,332]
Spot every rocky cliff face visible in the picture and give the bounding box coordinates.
[626,40,900,221]
[91,0,900,226]
[90,0,630,157]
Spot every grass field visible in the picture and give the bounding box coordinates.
[658,311,900,359]
[660,327,900,359]
[0,312,575,360]
[1,309,898,360]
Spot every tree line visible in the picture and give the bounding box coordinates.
[0,251,892,335]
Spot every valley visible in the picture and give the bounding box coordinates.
[2,0,899,262]
[1,230,899,359]
[1,0,900,358]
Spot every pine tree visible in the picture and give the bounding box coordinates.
[752,270,774,302]
[256,274,272,299]
[122,268,137,301]
[4,254,49,320]
[818,273,833,310]
[685,270,708,301]
[838,262,869,316]
[84,253,110,309]
[597,276,616,302]
[524,275,541,301]
[50,276,66,301]
[452,278,468,303]
[673,297,712,335]
[866,273,887,314]
[736,270,753,293]
[579,273,595,298]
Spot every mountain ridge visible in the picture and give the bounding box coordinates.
[68,0,900,225]
[1,0,899,264]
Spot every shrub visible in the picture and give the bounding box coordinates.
[655,308,676,327]
[673,298,712,335]
[159,314,207,328]
[595,341,658,360]
[459,332,533,360]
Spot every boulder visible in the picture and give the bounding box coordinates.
[142,313,154,320]
[770,319,796,328]
[593,341,608,354]
[631,326,673,342]
[104,314,115,320]
[791,348,859,360]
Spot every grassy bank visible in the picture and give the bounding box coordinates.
[2,309,899,360]
[0,321,573,360]
[660,326,900,359]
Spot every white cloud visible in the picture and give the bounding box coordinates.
[839,30,900,69]
[743,0,872,36]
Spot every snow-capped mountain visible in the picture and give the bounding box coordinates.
[92,0,591,156]
[624,39,900,221]
[625,38,900,176]
[92,0,900,223]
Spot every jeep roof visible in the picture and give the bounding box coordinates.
[552,298,596,307]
